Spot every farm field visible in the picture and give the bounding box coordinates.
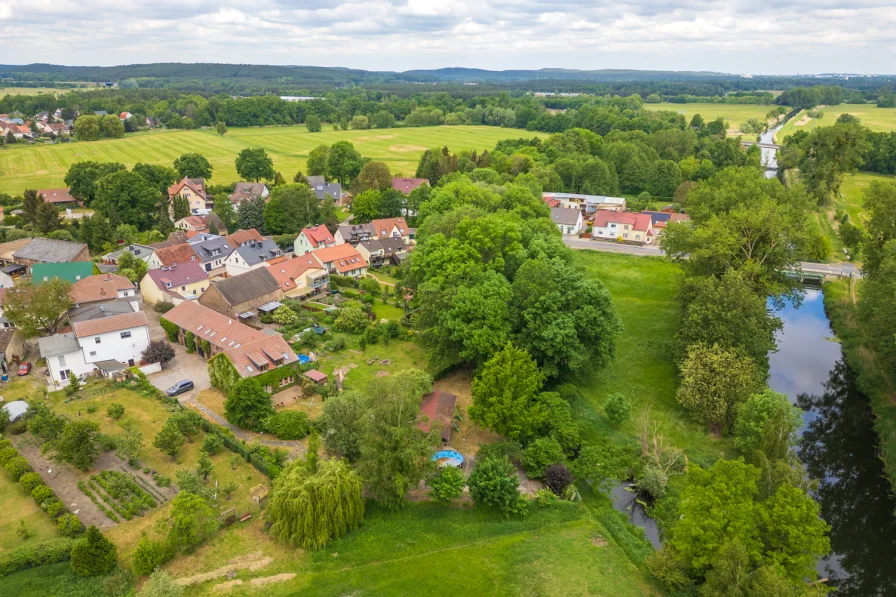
[0,125,545,194]
[0,87,71,96]
[642,102,784,135]
[570,251,732,468]
[777,104,896,141]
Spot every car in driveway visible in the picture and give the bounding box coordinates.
[166,380,194,396]
[17,362,31,376]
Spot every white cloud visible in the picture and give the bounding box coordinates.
[0,0,892,73]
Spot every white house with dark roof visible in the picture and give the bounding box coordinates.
[223,239,283,277]
[550,207,583,235]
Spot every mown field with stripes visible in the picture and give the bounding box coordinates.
[0,125,546,194]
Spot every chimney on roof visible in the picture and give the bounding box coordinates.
[104,273,111,281]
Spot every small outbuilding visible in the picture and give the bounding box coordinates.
[1,400,29,422]
[303,369,328,384]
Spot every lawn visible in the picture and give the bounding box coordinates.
[315,335,426,393]
[0,125,546,194]
[570,251,733,468]
[642,102,784,135]
[777,104,896,141]
[0,87,73,96]
[0,465,59,553]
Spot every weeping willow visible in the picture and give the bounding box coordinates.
[267,456,364,550]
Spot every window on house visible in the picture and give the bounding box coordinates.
[90,351,96,357]
[121,331,131,339]
[60,369,68,380]
[95,337,101,344]
[58,355,66,367]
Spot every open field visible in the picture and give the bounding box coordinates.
[777,104,896,141]
[642,102,784,135]
[0,87,71,96]
[571,251,733,467]
[0,125,546,194]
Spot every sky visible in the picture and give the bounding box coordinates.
[1,0,894,74]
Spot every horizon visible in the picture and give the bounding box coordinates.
[0,0,891,75]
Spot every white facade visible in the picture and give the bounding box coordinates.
[43,323,150,386]
[223,251,264,277]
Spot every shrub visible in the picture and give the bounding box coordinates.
[0,446,18,465]
[19,472,42,492]
[636,465,668,500]
[107,403,125,420]
[0,537,75,577]
[97,433,118,451]
[325,336,346,352]
[201,433,224,455]
[476,440,523,466]
[604,393,632,426]
[70,526,117,577]
[45,499,65,518]
[5,456,31,480]
[544,463,574,496]
[428,465,466,504]
[31,485,55,504]
[86,405,97,414]
[534,488,559,507]
[334,307,369,333]
[57,513,85,537]
[154,301,175,314]
[133,533,169,576]
[521,436,565,479]
[155,474,172,488]
[7,420,27,435]
[266,411,311,440]
[467,457,528,517]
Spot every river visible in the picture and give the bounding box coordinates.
[759,123,782,178]
[611,287,896,595]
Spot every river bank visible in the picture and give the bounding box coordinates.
[823,278,896,490]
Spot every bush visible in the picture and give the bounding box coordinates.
[468,457,528,517]
[155,474,172,488]
[133,533,169,576]
[325,336,346,352]
[334,307,369,333]
[7,420,27,435]
[544,463,574,496]
[0,445,18,465]
[0,537,75,577]
[201,433,224,455]
[604,394,632,426]
[19,472,43,493]
[57,513,85,537]
[636,465,668,500]
[70,526,117,577]
[534,488,560,507]
[476,440,523,466]
[154,301,175,314]
[86,405,97,414]
[5,455,31,480]
[265,411,311,440]
[521,436,565,479]
[428,465,466,504]
[32,485,55,504]
[107,403,125,420]
[45,499,65,517]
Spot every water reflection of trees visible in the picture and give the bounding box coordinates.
[797,360,896,596]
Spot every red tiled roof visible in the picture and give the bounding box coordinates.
[304,369,327,383]
[70,274,134,304]
[152,243,199,266]
[369,217,409,238]
[36,188,76,204]
[311,244,367,274]
[391,177,429,194]
[266,256,325,292]
[226,229,264,247]
[300,225,334,248]
[594,211,653,232]
[417,390,457,439]
[72,311,148,337]
[225,335,298,379]
[165,300,266,348]
[167,177,206,199]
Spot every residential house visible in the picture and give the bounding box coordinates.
[119,112,132,121]
[640,211,691,232]
[0,239,34,266]
[191,236,234,276]
[0,327,28,374]
[147,243,199,270]
[334,223,373,245]
[265,255,329,299]
[53,108,63,120]
[162,300,298,390]
[167,177,209,214]
[294,225,336,254]
[38,311,151,386]
[229,182,269,205]
[198,267,283,321]
[223,239,282,277]
[68,301,136,324]
[36,188,78,207]
[34,111,49,123]
[175,215,207,232]
[101,244,155,266]
[369,217,412,243]
[0,289,14,329]
[0,264,26,290]
[0,123,33,140]
[305,176,342,201]
[310,244,368,278]
[31,262,97,285]
[69,273,140,310]
[357,238,408,267]
[543,192,627,214]
[39,122,69,136]
[225,228,264,248]
[592,212,655,244]
[0,114,8,123]
[13,238,91,269]
[140,261,209,304]
[391,177,429,194]
[550,207,584,235]
[417,390,457,444]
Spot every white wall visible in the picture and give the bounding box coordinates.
[77,325,151,368]
[47,350,93,387]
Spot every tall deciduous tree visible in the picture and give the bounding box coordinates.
[167,491,217,552]
[327,141,363,186]
[267,434,364,549]
[64,161,126,206]
[153,419,185,459]
[70,526,117,576]
[2,278,72,337]
[50,420,99,471]
[318,391,365,461]
[100,114,125,138]
[235,148,275,182]
[352,160,392,194]
[213,194,237,231]
[133,163,179,195]
[224,378,274,431]
[305,115,322,132]
[236,195,265,231]
[306,144,330,176]
[861,179,896,276]
[467,457,527,517]
[173,153,213,180]
[93,170,161,230]
[263,183,319,234]
[73,115,100,141]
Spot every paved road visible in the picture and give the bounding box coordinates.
[563,237,862,278]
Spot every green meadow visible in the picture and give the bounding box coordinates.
[0,125,545,194]
[777,104,896,141]
[642,102,784,134]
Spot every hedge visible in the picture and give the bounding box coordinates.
[208,353,300,396]
[159,317,179,342]
[4,456,31,480]
[330,274,360,289]
[0,537,75,577]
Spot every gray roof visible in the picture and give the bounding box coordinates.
[192,237,234,263]
[337,224,372,243]
[232,239,281,267]
[550,207,581,226]
[305,176,326,187]
[96,263,118,274]
[360,237,407,256]
[94,359,126,372]
[210,267,280,307]
[230,182,267,202]
[104,243,155,264]
[308,180,341,201]
[14,238,88,263]
[94,111,108,116]
[68,301,135,323]
[38,332,79,358]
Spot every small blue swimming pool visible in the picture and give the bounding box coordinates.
[432,449,464,467]
[298,354,310,364]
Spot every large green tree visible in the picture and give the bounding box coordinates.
[861,179,896,276]
[2,278,72,337]
[50,420,100,471]
[236,195,265,231]
[224,378,274,431]
[306,144,330,177]
[133,163,179,195]
[263,183,319,234]
[173,153,213,180]
[352,160,392,194]
[467,457,527,517]
[64,161,126,205]
[235,148,275,182]
[93,170,162,230]
[167,491,217,552]
[70,526,117,576]
[318,391,365,461]
[327,141,363,186]
[73,115,100,141]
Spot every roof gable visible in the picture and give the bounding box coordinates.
[208,267,281,307]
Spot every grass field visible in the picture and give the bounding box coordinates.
[642,102,783,135]
[0,467,59,553]
[0,87,70,96]
[0,125,545,194]
[777,104,896,141]
[570,251,732,468]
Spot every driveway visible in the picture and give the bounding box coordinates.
[141,303,210,398]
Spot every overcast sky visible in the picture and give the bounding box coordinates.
[1,0,894,74]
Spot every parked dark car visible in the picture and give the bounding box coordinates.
[17,362,31,376]
[166,380,194,396]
